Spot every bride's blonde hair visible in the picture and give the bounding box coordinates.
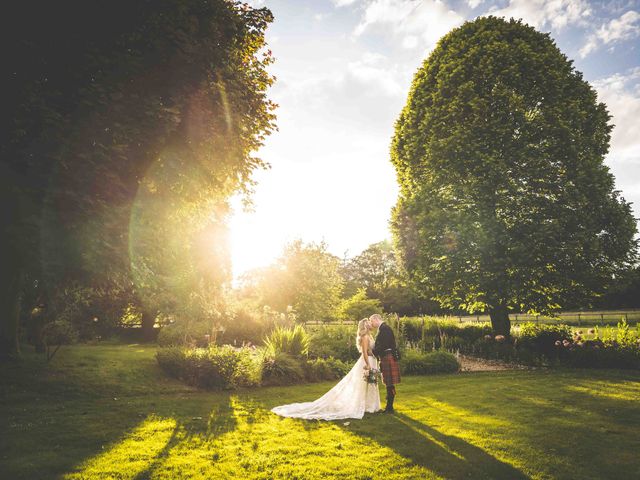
[356,318,371,353]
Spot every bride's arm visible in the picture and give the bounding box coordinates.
[361,336,371,370]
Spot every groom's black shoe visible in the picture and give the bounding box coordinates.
[384,393,395,413]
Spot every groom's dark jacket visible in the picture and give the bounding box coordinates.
[373,322,399,360]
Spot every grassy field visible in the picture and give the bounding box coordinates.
[1,343,639,479]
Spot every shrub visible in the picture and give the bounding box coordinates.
[155,346,187,379]
[218,307,273,346]
[261,352,305,386]
[155,345,261,389]
[41,320,79,362]
[564,343,640,369]
[157,321,211,347]
[517,323,572,356]
[401,317,491,352]
[400,350,460,375]
[303,356,350,382]
[308,325,360,362]
[264,325,310,358]
[470,336,519,362]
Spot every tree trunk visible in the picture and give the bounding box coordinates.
[33,323,46,353]
[140,309,156,342]
[489,304,510,336]
[0,265,23,361]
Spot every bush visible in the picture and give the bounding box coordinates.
[308,325,360,362]
[218,308,271,346]
[517,323,572,357]
[41,320,79,362]
[157,321,211,347]
[303,356,350,382]
[470,335,519,362]
[264,325,310,357]
[261,352,305,386]
[401,317,491,352]
[155,345,261,389]
[42,320,79,346]
[400,350,460,375]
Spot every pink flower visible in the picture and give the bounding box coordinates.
[562,340,571,347]
[495,335,506,343]
[555,340,561,346]
[484,334,493,341]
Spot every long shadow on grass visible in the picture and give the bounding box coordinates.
[346,412,529,480]
[130,398,239,480]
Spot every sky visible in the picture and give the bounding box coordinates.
[229,0,640,278]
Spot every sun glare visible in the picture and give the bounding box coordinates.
[228,195,286,279]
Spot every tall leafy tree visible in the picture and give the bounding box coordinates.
[342,240,440,315]
[0,0,276,357]
[240,240,344,323]
[391,16,638,335]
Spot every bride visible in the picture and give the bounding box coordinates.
[271,318,381,420]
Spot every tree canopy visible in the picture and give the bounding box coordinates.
[239,240,344,324]
[391,16,638,335]
[1,0,276,357]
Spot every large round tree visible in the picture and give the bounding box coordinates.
[391,16,638,335]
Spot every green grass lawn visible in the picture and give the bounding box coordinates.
[1,343,639,479]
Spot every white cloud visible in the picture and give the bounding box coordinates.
[346,52,405,96]
[353,0,464,52]
[592,68,640,217]
[580,10,640,57]
[593,67,640,162]
[468,0,483,8]
[332,0,359,6]
[488,0,592,30]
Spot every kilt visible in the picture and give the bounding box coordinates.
[380,353,401,385]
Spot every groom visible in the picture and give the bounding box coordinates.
[370,313,400,413]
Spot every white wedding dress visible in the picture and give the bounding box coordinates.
[271,352,381,420]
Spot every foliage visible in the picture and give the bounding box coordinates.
[516,323,573,356]
[342,240,398,297]
[155,345,261,390]
[239,240,344,323]
[400,349,460,375]
[1,0,276,358]
[341,240,442,315]
[261,351,305,386]
[41,320,79,362]
[216,306,273,346]
[302,356,350,382]
[402,317,492,347]
[263,325,310,358]
[156,321,213,348]
[336,288,382,323]
[390,16,638,336]
[307,325,360,362]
